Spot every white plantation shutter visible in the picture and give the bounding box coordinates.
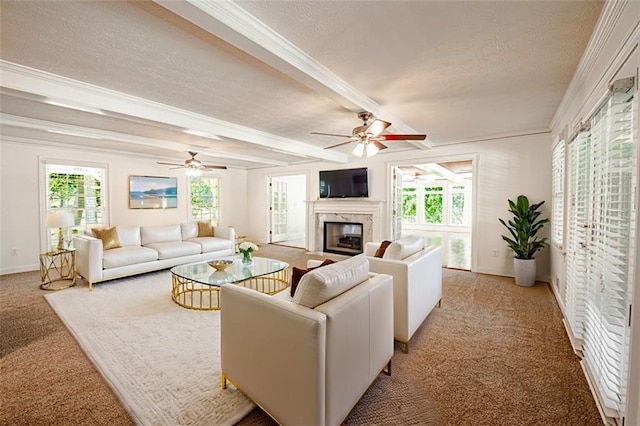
[581,87,636,415]
[551,140,565,249]
[565,129,591,342]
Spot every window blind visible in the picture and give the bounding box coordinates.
[551,140,565,249]
[582,88,635,414]
[565,129,591,343]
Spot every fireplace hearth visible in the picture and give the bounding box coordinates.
[323,221,364,256]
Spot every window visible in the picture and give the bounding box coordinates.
[423,186,443,224]
[401,182,471,227]
[401,187,417,223]
[563,78,636,417]
[190,176,220,224]
[449,184,471,226]
[551,140,565,249]
[45,162,106,250]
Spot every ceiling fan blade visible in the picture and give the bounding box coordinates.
[202,165,227,170]
[371,140,388,151]
[324,140,357,149]
[157,161,185,167]
[169,166,186,170]
[311,132,353,138]
[366,119,391,137]
[381,134,427,141]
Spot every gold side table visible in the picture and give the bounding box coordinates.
[40,249,76,290]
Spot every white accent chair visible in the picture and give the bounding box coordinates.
[362,236,442,352]
[220,256,394,426]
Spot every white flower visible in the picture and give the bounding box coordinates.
[239,241,258,253]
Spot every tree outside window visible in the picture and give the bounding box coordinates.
[190,176,220,224]
[402,187,417,223]
[424,186,444,224]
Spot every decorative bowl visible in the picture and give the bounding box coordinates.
[208,259,233,271]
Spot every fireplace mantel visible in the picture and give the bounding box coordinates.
[306,199,386,254]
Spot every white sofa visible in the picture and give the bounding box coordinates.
[220,256,394,426]
[361,236,442,352]
[73,222,235,289]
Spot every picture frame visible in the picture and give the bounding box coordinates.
[129,176,177,209]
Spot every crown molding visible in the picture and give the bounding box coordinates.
[551,0,639,131]
[0,60,350,164]
[154,0,431,150]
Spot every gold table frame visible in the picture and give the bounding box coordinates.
[171,260,290,311]
[40,249,76,290]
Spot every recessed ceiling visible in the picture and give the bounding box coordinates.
[0,0,603,169]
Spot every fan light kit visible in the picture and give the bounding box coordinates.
[311,111,426,158]
[157,151,226,175]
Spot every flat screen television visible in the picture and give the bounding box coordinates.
[319,167,369,199]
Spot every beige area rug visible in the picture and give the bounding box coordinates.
[44,270,254,426]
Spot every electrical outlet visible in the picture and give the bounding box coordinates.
[492,249,499,257]
[10,248,17,256]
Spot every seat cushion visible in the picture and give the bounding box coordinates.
[144,241,201,260]
[383,235,425,260]
[115,226,141,247]
[103,246,158,269]
[186,237,231,253]
[293,256,369,308]
[140,224,182,245]
[181,222,199,240]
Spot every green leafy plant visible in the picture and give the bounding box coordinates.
[499,195,549,259]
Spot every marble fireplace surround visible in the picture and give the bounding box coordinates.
[306,199,385,255]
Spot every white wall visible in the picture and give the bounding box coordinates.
[247,132,553,280]
[0,140,246,274]
[549,1,639,423]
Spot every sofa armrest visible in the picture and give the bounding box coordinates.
[314,273,393,426]
[73,235,104,283]
[213,226,235,242]
[220,285,327,426]
[364,246,443,342]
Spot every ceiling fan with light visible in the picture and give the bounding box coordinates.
[311,111,427,157]
[157,151,227,176]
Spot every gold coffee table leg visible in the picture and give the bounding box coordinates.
[171,274,221,311]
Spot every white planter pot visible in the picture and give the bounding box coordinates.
[513,258,536,286]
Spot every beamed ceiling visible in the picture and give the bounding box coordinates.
[0,0,603,169]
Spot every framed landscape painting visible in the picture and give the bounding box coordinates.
[129,176,177,209]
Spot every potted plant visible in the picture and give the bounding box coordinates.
[498,194,549,286]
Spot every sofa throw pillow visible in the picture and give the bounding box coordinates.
[374,240,392,258]
[293,256,369,308]
[290,259,335,297]
[92,226,121,250]
[197,221,214,237]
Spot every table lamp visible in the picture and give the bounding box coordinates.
[46,212,74,251]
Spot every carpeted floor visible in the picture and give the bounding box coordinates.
[1,244,601,425]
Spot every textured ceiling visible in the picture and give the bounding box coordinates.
[0,0,603,169]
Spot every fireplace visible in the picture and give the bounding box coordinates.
[323,221,364,256]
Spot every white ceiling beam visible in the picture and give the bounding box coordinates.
[154,0,431,150]
[0,60,350,164]
[1,114,290,167]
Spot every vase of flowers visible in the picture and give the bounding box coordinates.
[238,241,258,265]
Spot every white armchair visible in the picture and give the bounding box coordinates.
[220,256,394,426]
[362,236,442,352]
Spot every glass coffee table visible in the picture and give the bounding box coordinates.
[170,256,290,310]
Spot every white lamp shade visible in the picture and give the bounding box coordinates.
[46,212,74,228]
